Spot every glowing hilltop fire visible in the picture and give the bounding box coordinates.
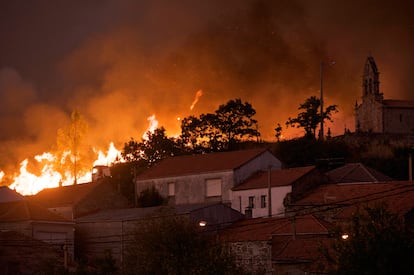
[190,89,203,110]
[6,143,124,196]
[2,115,160,196]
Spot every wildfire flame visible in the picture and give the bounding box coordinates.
[1,115,161,196]
[5,142,125,196]
[142,114,159,140]
[190,89,203,110]
[94,142,124,166]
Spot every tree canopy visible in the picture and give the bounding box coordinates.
[54,110,92,184]
[327,204,414,275]
[123,211,243,274]
[286,96,337,139]
[181,98,260,152]
[122,127,181,167]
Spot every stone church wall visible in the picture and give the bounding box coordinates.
[383,107,414,134]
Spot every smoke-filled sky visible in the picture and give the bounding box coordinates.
[1,0,414,173]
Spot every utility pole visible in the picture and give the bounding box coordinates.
[268,166,272,217]
[319,61,324,141]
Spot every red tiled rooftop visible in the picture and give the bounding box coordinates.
[137,148,272,180]
[220,214,331,242]
[272,235,332,262]
[326,163,393,183]
[27,181,99,207]
[293,181,414,217]
[0,186,24,202]
[294,181,413,205]
[233,166,315,191]
[0,200,71,223]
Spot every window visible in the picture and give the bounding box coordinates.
[206,179,222,197]
[168,182,175,196]
[261,195,267,208]
[248,196,255,208]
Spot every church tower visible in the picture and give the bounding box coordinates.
[362,56,383,101]
[355,56,384,133]
[355,56,414,134]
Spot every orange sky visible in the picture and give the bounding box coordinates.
[0,0,413,175]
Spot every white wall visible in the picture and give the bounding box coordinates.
[233,151,282,185]
[231,186,292,218]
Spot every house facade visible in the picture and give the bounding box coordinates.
[355,56,414,134]
[232,166,326,218]
[135,149,282,206]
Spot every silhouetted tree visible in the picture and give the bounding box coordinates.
[274,123,282,142]
[327,204,414,275]
[286,96,337,139]
[181,98,260,152]
[136,186,165,207]
[123,210,244,275]
[122,127,181,167]
[55,110,92,184]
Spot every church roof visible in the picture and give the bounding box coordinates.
[383,99,414,108]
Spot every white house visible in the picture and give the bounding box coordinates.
[135,148,282,206]
[231,166,322,218]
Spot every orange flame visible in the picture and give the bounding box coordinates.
[142,114,159,140]
[94,142,124,166]
[2,115,161,196]
[2,142,125,196]
[190,89,203,110]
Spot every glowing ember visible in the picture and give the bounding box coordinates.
[190,89,203,110]
[142,114,159,140]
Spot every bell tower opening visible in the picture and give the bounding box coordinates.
[362,55,383,101]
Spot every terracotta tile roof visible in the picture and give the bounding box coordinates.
[294,181,412,205]
[220,214,331,242]
[0,186,25,202]
[137,148,271,180]
[232,166,315,191]
[27,181,99,207]
[272,235,332,263]
[76,206,166,222]
[292,181,414,217]
[326,163,393,183]
[383,99,414,108]
[0,199,71,223]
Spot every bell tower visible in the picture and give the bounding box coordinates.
[362,56,383,101]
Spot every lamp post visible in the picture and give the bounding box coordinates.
[319,61,324,141]
[268,165,272,217]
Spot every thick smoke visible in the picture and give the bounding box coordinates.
[0,0,413,176]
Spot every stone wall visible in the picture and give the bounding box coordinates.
[229,240,271,274]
